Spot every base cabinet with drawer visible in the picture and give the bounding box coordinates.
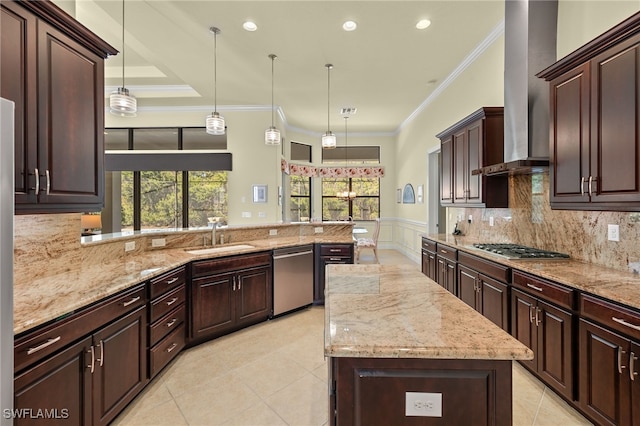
[13,285,148,426]
[435,243,458,296]
[190,253,272,343]
[314,244,354,304]
[148,266,186,378]
[578,294,640,426]
[511,271,574,401]
[421,237,437,281]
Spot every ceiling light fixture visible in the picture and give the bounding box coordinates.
[337,115,356,200]
[206,27,225,135]
[322,64,336,149]
[265,54,281,145]
[342,20,357,31]
[243,21,257,31]
[416,19,432,30]
[110,0,137,117]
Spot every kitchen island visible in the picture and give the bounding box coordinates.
[324,264,533,426]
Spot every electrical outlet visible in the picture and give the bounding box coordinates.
[314,227,324,234]
[258,212,267,218]
[608,224,620,242]
[468,214,472,223]
[269,229,278,236]
[405,392,442,417]
[489,216,494,227]
[124,241,135,252]
[151,238,166,247]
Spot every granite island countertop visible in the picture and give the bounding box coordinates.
[324,263,534,361]
[14,235,353,335]
[422,234,640,312]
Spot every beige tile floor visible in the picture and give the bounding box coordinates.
[112,249,593,426]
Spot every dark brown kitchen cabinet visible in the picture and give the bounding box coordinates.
[436,107,508,208]
[314,244,354,304]
[578,293,640,426]
[511,271,574,401]
[538,12,640,211]
[0,0,117,213]
[13,285,148,426]
[457,252,510,332]
[190,253,272,343]
[435,243,457,295]
[421,237,437,281]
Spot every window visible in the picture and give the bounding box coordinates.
[290,175,311,222]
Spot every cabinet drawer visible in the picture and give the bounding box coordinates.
[192,252,271,278]
[150,304,186,347]
[512,271,574,310]
[150,284,185,323]
[580,294,640,341]
[150,266,186,299]
[421,238,436,252]
[150,324,185,378]
[436,244,457,261]
[14,284,146,372]
[319,245,352,257]
[459,251,510,283]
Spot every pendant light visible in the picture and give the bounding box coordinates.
[206,27,225,135]
[110,0,137,117]
[265,54,281,145]
[337,115,356,200]
[321,64,336,149]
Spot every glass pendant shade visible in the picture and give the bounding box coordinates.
[265,126,280,145]
[206,111,225,135]
[110,87,137,117]
[322,131,336,149]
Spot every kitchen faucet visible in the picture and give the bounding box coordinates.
[211,222,217,246]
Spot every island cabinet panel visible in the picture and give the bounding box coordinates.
[190,253,272,344]
[330,357,513,426]
[510,271,574,400]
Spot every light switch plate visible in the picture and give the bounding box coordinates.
[152,238,166,247]
[269,229,278,236]
[124,241,135,252]
[405,392,442,417]
[608,224,620,241]
[489,216,494,227]
[314,227,323,233]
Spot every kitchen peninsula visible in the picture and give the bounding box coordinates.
[324,264,533,426]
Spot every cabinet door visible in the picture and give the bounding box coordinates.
[549,64,591,205]
[440,136,453,204]
[14,336,92,426]
[445,259,457,296]
[632,341,640,426]
[479,275,508,332]
[92,305,147,426]
[465,120,483,203]
[537,300,573,400]
[590,34,640,205]
[1,2,37,204]
[235,266,271,327]
[423,251,436,281]
[579,319,631,426]
[436,256,446,288]
[511,289,537,372]
[458,265,478,310]
[453,129,467,203]
[36,20,105,209]
[191,272,235,341]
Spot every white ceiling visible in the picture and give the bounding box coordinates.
[71,0,505,135]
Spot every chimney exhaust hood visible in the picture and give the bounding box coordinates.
[478,0,557,176]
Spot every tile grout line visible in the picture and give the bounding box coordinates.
[531,385,548,425]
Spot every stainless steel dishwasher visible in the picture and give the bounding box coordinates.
[272,245,314,316]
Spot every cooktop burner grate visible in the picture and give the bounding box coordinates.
[471,243,570,260]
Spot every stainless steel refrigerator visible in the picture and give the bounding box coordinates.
[0,98,15,425]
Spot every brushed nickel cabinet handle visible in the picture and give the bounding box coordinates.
[27,336,61,355]
[45,169,50,195]
[612,317,640,332]
[529,306,534,324]
[526,283,543,292]
[580,177,585,196]
[440,249,448,254]
[33,168,40,195]
[630,352,638,381]
[97,340,104,367]
[166,318,177,328]
[535,307,541,327]
[166,343,178,353]
[588,176,593,197]
[122,296,141,307]
[238,279,241,291]
[329,248,341,252]
[166,297,178,306]
[232,277,236,291]
[87,346,95,374]
[618,346,627,374]
[166,277,179,285]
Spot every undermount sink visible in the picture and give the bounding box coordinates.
[185,244,255,255]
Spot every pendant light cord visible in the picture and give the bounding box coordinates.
[344,116,348,166]
[121,0,125,88]
[213,29,218,112]
[326,64,332,133]
[270,54,276,127]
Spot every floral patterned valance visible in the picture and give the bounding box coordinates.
[281,159,384,178]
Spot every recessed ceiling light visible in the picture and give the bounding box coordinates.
[343,20,357,31]
[416,19,431,30]
[243,21,257,31]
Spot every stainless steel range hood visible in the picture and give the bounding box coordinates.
[479,0,557,176]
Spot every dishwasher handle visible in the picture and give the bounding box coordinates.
[273,250,313,260]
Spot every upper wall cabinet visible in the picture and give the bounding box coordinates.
[436,107,508,208]
[538,12,640,211]
[1,0,117,214]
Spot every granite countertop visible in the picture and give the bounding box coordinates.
[423,234,640,311]
[324,264,534,361]
[14,235,353,335]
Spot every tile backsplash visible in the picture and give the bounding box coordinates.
[448,173,640,273]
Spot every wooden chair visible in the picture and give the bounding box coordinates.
[355,218,380,263]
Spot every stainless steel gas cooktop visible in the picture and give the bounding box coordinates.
[471,243,570,260]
